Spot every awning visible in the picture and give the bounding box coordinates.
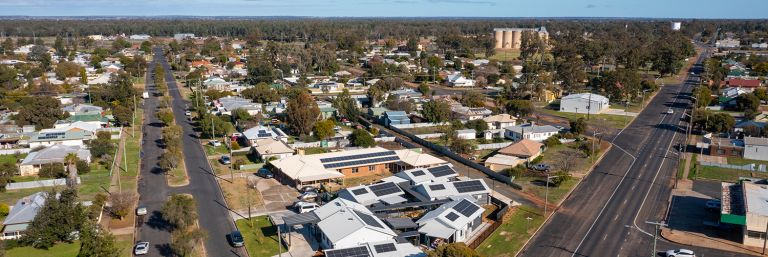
[2,223,28,233]
[419,222,454,239]
[283,212,320,227]
[381,195,408,205]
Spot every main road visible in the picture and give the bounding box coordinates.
[519,46,742,257]
[136,48,245,257]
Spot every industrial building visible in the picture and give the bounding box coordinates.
[493,27,549,50]
[671,22,682,31]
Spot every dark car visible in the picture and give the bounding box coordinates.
[257,168,274,179]
[532,164,550,171]
[228,231,244,247]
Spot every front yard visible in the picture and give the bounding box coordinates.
[538,107,632,129]
[7,241,81,257]
[218,177,264,211]
[235,216,287,257]
[477,205,544,257]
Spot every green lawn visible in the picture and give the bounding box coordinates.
[695,155,768,182]
[205,144,230,155]
[477,205,544,257]
[516,177,580,205]
[487,49,521,62]
[167,164,189,187]
[538,107,632,129]
[115,234,134,257]
[236,216,287,257]
[77,164,111,201]
[120,108,144,191]
[7,242,81,257]
[0,153,25,165]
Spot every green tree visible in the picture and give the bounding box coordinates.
[108,191,136,219]
[156,108,175,126]
[286,91,320,136]
[421,100,452,123]
[162,194,198,230]
[79,67,88,84]
[736,93,760,112]
[314,119,336,140]
[464,119,489,133]
[418,83,430,96]
[14,96,67,129]
[38,164,66,178]
[692,86,712,108]
[449,138,476,155]
[77,220,120,257]
[171,228,207,257]
[112,105,133,127]
[0,163,16,192]
[89,131,115,159]
[159,149,183,172]
[460,91,485,108]
[1,38,13,55]
[55,62,81,79]
[427,243,481,257]
[22,188,86,249]
[231,108,252,122]
[333,89,360,120]
[241,82,278,103]
[352,129,376,148]
[139,41,152,53]
[506,100,533,117]
[570,117,587,135]
[0,203,9,217]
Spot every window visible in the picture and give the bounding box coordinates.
[351,167,359,173]
[748,230,766,239]
[369,165,376,171]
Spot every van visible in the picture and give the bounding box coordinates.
[294,201,319,213]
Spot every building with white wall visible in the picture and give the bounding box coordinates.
[559,93,609,114]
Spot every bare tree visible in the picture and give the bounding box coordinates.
[109,192,137,219]
[553,149,582,174]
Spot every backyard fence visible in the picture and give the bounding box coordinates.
[0,148,31,156]
[477,142,513,150]
[391,122,450,129]
[415,133,443,139]
[699,161,767,172]
[6,177,80,190]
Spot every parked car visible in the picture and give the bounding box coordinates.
[299,191,319,201]
[532,164,550,171]
[185,111,192,117]
[209,140,222,147]
[220,155,231,165]
[666,108,674,114]
[227,231,244,247]
[136,207,148,216]
[665,249,695,257]
[294,201,320,213]
[134,242,149,255]
[257,168,274,179]
[705,199,721,210]
[300,185,318,193]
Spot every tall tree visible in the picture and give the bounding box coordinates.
[22,188,86,249]
[77,220,120,257]
[313,119,336,140]
[333,89,360,120]
[14,96,67,129]
[351,129,376,148]
[421,100,452,123]
[286,91,320,136]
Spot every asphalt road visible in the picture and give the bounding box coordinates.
[135,48,246,257]
[519,47,743,257]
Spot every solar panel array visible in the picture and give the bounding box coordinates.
[445,212,460,221]
[373,243,396,253]
[429,184,446,191]
[427,165,456,177]
[257,133,272,138]
[37,132,66,140]
[411,170,426,177]
[320,151,396,163]
[369,182,400,196]
[325,246,370,257]
[354,210,384,228]
[454,180,486,193]
[352,188,369,196]
[453,199,481,217]
[323,156,399,169]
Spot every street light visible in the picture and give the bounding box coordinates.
[591,131,603,164]
[544,175,559,217]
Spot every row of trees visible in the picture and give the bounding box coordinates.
[162,194,206,257]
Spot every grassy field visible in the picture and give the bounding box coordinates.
[477,205,544,257]
[486,49,521,62]
[694,155,768,182]
[115,234,134,257]
[120,108,144,191]
[236,216,287,257]
[7,242,81,257]
[219,177,264,211]
[516,177,580,205]
[204,144,230,156]
[0,153,24,165]
[538,107,632,129]
[77,164,112,200]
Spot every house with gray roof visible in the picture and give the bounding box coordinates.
[416,197,485,245]
[559,93,609,114]
[413,179,490,205]
[1,192,47,239]
[324,239,425,257]
[314,198,398,249]
[215,96,262,116]
[744,137,768,161]
[20,145,91,176]
[382,111,410,126]
[337,182,408,207]
[62,104,103,116]
[28,130,93,148]
[504,123,559,142]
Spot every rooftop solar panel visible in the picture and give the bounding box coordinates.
[454,180,486,193]
[445,212,460,221]
[427,165,456,177]
[320,151,397,163]
[411,170,426,177]
[369,182,401,196]
[323,156,400,169]
[325,246,370,257]
[429,184,446,191]
[354,210,384,229]
[373,243,396,253]
[453,199,481,217]
[352,188,369,196]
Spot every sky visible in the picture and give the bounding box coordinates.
[0,0,765,19]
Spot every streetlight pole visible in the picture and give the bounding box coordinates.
[645,221,667,257]
[544,175,559,217]
[591,131,602,164]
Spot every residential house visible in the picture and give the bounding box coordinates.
[456,129,476,140]
[483,114,517,130]
[337,181,408,207]
[19,145,91,176]
[446,72,475,87]
[324,240,424,257]
[63,104,103,116]
[242,125,288,145]
[382,111,410,126]
[251,138,294,161]
[709,137,744,158]
[382,165,459,186]
[174,33,195,41]
[451,106,492,121]
[559,93,609,114]
[216,96,261,116]
[28,131,93,148]
[485,139,543,171]
[744,137,768,161]
[716,38,740,48]
[484,154,524,172]
[416,197,485,245]
[412,179,490,204]
[504,123,559,142]
[314,198,399,249]
[2,192,46,239]
[203,77,229,91]
[721,78,761,89]
[317,101,338,120]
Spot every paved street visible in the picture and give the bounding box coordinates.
[135,48,246,257]
[519,46,744,257]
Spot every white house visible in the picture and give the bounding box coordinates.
[337,181,407,207]
[28,131,92,148]
[19,145,91,176]
[504,123,559,142]
[2,192,47,239]
[416,197,486,244]
[483,114,517,130]
[559,93,609,114]
[242,125,288,145]
[216,96,261,116]
[744,137,768,161]
[129,34,151,40]
[446,72,475,87]
[315,198,398,249]
[456,129,476,140]
[251,138,294,161]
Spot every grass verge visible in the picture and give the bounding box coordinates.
[7,242,81,257]
[236,216,287,257]
[218,177,264,211]
[477,205,544,257]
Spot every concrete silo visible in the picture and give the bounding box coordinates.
[512,29,522,49]
[503,30,513,49]
[494,29,504,49]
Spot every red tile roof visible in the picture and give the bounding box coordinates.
[721,78,761,88]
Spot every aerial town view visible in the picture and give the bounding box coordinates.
[0,1,764,257]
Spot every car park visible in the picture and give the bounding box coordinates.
[294,201,320,213]
[257,168,274,178]
[227,231,244,247]
[136,207,148,216]
[665,249,695,257]
[134,242,149,255]
[219,155,231,164]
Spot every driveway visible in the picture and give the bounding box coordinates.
[256,177,300,214]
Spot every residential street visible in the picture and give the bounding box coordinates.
[135,48,246,257]
[519,47,743,257]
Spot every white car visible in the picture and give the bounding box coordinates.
[294,201,319,213]
[134,242,149,255]
[136,207,147,216]
[209,140,222,147]
[666,108,674,114]
[185,111,192,117]
[298,191,318,201]
[665,249,695,257]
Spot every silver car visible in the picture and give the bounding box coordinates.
[134,241,149,255]
[665,249,695,257]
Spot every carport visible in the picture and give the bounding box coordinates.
[282,212,320,246]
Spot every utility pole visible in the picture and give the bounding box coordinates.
[277,225,282,257]
[763,219,768,255]
[645,221,667,257]
[544,175,559,217]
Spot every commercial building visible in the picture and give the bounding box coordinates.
[493,27,549,50]
[744,137,768,161]
[721,182,768,247]
[559,93,609,114]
